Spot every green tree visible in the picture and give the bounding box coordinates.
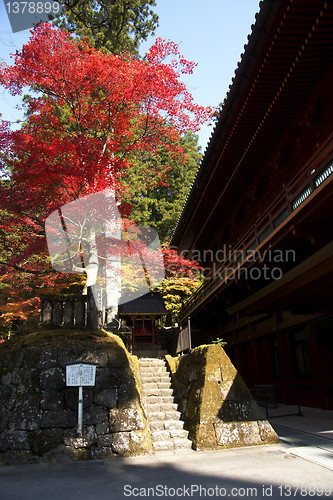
[54,0,159,54]
[157,276,201,325]
[121,131,202,242]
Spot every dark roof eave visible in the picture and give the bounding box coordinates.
[170,0,281,248]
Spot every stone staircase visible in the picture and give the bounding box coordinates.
[138,358,192,452]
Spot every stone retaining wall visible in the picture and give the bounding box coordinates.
[165,345,279,450]
[0,330,152,464]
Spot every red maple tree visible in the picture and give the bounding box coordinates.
[0,24,211,333]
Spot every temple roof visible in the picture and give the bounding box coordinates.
[170,0,333,252]
[118,292,167,316]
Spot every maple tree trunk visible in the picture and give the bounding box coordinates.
[104,220,121,325]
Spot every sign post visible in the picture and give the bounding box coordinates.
[65,361,99,436]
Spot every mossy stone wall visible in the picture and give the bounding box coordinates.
[0,329,152,464]
[166,345,278,450]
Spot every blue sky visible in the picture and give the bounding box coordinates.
[0,0,260,151]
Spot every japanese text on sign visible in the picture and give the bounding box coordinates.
[66,364,96,387]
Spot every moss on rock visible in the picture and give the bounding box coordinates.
[166,344,279,450]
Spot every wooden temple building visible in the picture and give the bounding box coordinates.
[118,292,167,346]
[171,0,333,409]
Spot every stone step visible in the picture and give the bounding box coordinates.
[152,440,174,451]
[145,402,179,412]
[151,429,188,441]
[149,411,175,422]
[143,395,175,405]
[133,350,167,358]
[140,375,171,384]
[140,368,169,375]
[139,364,167,372]
[142,382,173,395]
[142,387,173,397]
[139,358,192,453]
[173,438,193,450]
[140,372,170,378]
[139,365,167,372]
[150,419,185,431]
[139,359,166,366]
[149,410,182,421]
[152,438,192,452]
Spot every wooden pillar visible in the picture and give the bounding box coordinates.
[307,320,327,409]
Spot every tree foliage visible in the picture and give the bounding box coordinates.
[122,130,202,242]
[0,24,211,332]
[156,245,203,324]
[54,0,159,54]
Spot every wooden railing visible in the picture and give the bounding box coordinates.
[176,325,192,355]
[180,158,333,321]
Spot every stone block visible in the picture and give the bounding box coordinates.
[74,448,92,460]
[0,450,37,465]
[96,422,109,435]
[57,349,78,367]
[214,421,242,447]
[41,391,65,411]
[0,405,10,432]
[109,408,145,432]
[83,406,108,425]
[36,348,58,369]
[9,394,42,430]
[93,388,118,408]
[107,349,130,368]
[41,410,77,428]
[218,401,243,421]
[111,432,130,454]
[97,434,112,447]
[63,301,74,325]
[219,381,234,400]
[1,385,16,410]
[28,428,64,456]
[206,365,223,383]
[0,430,28,452]
[129,430,152,454]
[95,367,132,388]
[63,426,97,449]
[74,301,86,327]
[65,388,93,410]
[187,365,199,383]
[22,347,41,368]
[11,408,42,431]
[238,421,262,446]
[40,367,65,391]
[231,375,253,402]
[90,446,115,459]
[258,419,279,443]
[1,371,13,386]
[52,301,63,325]
[13,368,35,387]
[238,400,265,421]
[41,300,52,324]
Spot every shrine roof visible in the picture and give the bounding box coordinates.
[118,292,167,316]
